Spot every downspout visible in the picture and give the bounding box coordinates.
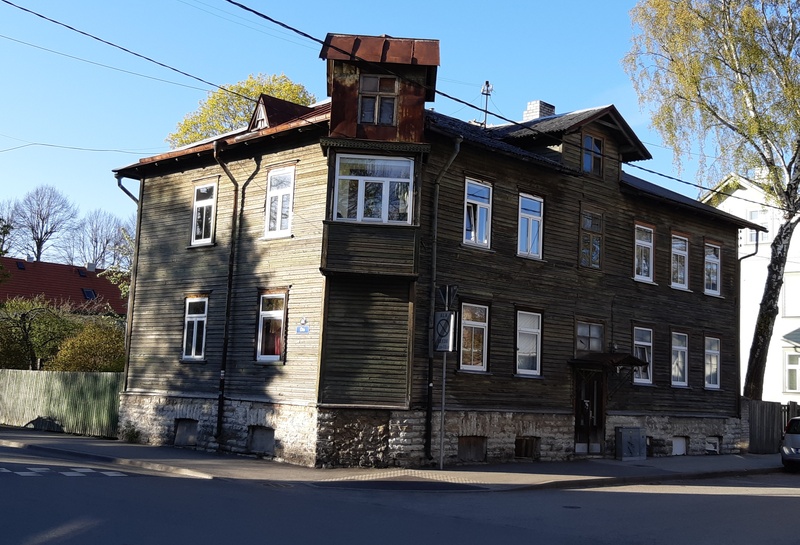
[115,173,143,393]
[737,235,760,419]
[213,140,244,448]
[424,135,462,460]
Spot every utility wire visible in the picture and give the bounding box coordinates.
[0,0,255,103]
[222,0,794,214]
[0,33,209,92]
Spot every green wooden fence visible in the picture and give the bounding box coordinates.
[0,370,123,437]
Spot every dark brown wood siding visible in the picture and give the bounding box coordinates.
[409,127,741,418]
[321,222,418,277]
[319,278,412,407]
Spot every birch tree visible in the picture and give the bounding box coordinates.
[625,0,800,399]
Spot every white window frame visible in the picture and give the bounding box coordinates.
[256,293,286,363]
[264,166,295,239]
[333,154,414,224]
[359,75,397,126]
[516,311,541,376]
[460,303,489,371]
[671,235,689,290]
[183,297,208,360]
[704,243,721,296]
[517,194,543,259]
[786,352,800,393]
[633,327,653,384]
[671,332,689,387]
[704,336,721,389]
[634,225,654,282]
[191,182,217,246]
[463,179,492,248]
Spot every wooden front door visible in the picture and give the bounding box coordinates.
[574,368,604,455]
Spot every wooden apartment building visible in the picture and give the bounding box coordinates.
[114,33,760,467]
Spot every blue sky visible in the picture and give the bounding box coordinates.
[0,0,703,224]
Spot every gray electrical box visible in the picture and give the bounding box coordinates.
[615,427,647,461]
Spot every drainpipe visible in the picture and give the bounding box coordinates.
[425,135,462,460]
[115,173,143,393]
[212,140,249,449]
[737,235,760,419]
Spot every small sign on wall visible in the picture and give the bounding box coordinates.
[434,311,456,352]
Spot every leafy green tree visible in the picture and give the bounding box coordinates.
[0,296,79,369]
[49,320,125,372]
[167,73,316,148]
[626,0,800,399]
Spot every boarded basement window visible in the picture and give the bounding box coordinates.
[672,436,688,456]
[247,426,275,457]
[174,419,198,447]
[458,436,487,463]
[515,436,541,459]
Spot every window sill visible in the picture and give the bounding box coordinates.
[670,285,692,293]
[260,234,293,241]
[671,384,690,389]
[633,278,657,286]
[704,292,725,299]
[632,381,656,387]
[180,358,207,364]
[704,386,722,391]
[457,369,492,376]
[514,373,543,379]
[517,255,546,262]
[460,243,495,253]
[254,360,285,367]
[187,242,216,250]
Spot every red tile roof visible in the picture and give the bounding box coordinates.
[0,257,127,315]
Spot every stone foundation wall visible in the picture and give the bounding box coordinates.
[316,409,427,468]
[606,412,748,457]
[432,410,576,464]
[118,392,219,449]
[119,392,750,468]
[118,393,319,466]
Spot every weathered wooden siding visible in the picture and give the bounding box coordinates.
[127,137,328,405]
[319,278,412,407]
[321,222,418,276]
[224,142,329,404]
[411,127,740,418]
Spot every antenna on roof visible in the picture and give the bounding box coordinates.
[481,80,493,128]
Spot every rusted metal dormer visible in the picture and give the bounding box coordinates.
[319,33,439,143]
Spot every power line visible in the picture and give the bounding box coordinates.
[222,0,794,214]
[0,33,209,92]
[0,0,255,103]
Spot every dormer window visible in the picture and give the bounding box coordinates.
[253,105,268,130]
[359,75,397,126]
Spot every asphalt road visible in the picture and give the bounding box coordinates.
[2,447,799,545]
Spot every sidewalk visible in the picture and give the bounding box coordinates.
[0,426,783,491]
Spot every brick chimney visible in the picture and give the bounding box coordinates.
[522,100,555,121]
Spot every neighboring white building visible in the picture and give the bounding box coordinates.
[704,174,800,402]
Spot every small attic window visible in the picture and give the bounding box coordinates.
[253,105,268,130]
[82,288,97,300]
[359,75,396,126]
[16,261,25,270]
